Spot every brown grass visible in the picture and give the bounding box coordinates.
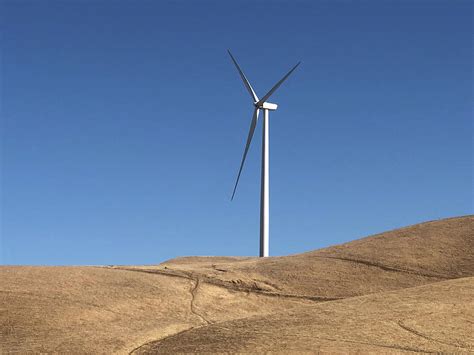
[1,215,473,354]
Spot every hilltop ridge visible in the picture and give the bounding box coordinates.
[1,215,473,354]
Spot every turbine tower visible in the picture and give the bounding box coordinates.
[228,50,300,257]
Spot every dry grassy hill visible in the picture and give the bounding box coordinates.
[158,215,474,298]
[137,276,474,354]
[1,215,473,354]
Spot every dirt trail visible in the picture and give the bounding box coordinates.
[314,255,451,279]
[189,277,211,325]
[107,266,341,302]
[129,277,210,355]
[396,320,469,350]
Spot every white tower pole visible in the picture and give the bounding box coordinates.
[260,108,270,257]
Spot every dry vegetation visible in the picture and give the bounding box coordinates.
[1,215,473,353]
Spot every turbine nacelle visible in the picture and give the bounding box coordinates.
[256,102,278,111]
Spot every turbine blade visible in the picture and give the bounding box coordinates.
[231,108,260,200]
[228,50,259,103]
[257,61,301,105]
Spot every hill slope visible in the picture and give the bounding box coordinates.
[1,215,473,354]
[136,276,474,354]
[158,215,474,298]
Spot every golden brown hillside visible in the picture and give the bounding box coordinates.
[136,276,474,354]
[1,215,473,354]
[158,215,474,298]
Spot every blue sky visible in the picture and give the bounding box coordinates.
[1,0,472,265]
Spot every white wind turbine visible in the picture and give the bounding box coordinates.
[228,50,300,257]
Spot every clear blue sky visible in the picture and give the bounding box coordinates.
[1,0,472,265]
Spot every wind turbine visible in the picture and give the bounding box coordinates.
[228,50,300,257]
